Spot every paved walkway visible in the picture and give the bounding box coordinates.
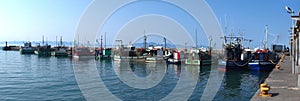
[251,56,300,101]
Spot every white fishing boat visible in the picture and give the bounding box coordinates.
[20,42,36,54]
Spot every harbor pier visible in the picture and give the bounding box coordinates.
[251,56,300,101]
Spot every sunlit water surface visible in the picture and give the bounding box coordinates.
[0,50,269,100]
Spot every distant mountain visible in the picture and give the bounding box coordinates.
[0,41,73,47]
[131,42,173,48]
[0,41,197,49]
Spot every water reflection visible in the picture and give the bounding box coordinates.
[73,57,269,101]
[94,59,177,100]
[187,65,211,101]
[184,65,200,81]
[113,60,166,89]
[213,69,270,101]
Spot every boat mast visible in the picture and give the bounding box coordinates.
[209,36,212,53]
[209,36,212,48]
[101,35,103,50]
[77,34,79,47]
[185,42,187,50]
[60,36,63,47]
[42,35,44,46]
[144,30,147,49]
[105,32,106,49]
[195,29,198,48]
[241,32,245,47]
[230,32,233,46]
[56,36,58,47]
[265,25,268,49]
[163,34,166,50]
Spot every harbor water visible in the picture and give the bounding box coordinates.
[0,50,270,100]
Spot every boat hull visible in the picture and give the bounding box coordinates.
[218,60,249,71]
[51,52,69,57]
[35,50,51,57]
[201,60,212,66]
[113,55,146,61]
[145,57,164,63]
[167,58,181,64]
[95,55,111,60]
[185,59,200,65]
[20,49,35,54]
[248,61,276,71]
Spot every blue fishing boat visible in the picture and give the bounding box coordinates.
[248,26,280,71]
[248,49,279,71]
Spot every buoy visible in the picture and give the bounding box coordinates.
[260,83,272,97]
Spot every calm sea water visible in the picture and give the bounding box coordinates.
[0,50,269,101]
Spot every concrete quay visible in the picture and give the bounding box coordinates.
[251,56,300,101]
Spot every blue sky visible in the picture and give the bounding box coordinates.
[0,0,91,41]
[0,0,299,48]
[206,0,300,47]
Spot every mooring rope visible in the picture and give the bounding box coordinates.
[227,57,252,67]
[269,53,285,65]
[268,53,285,65]
[268,60,278,65]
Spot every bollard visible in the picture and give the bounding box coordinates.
[298,74,300,88]
[276,64,280,70]
[260,83,272,97]
[280,54,285,63]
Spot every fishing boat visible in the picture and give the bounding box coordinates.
[184,29,212,66]
[51,46,69,57]
[113,38,148,61]
[34,36,52,57]
[20,42,36,54]
[72,34,96,59]
[145,47,164,63]
[248,26,280,71]
[248,48,279,71]
[145,55,164,63]
[72,46,95,58]
[167,50,181,64]
[34,44,52,57]
[185,52,200,65]
[218,35,252,71]
[96,48,112,60]
[185,47,212,66]
[113,46,146,61]
[95,35,112,60]
[51,37,70,57]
